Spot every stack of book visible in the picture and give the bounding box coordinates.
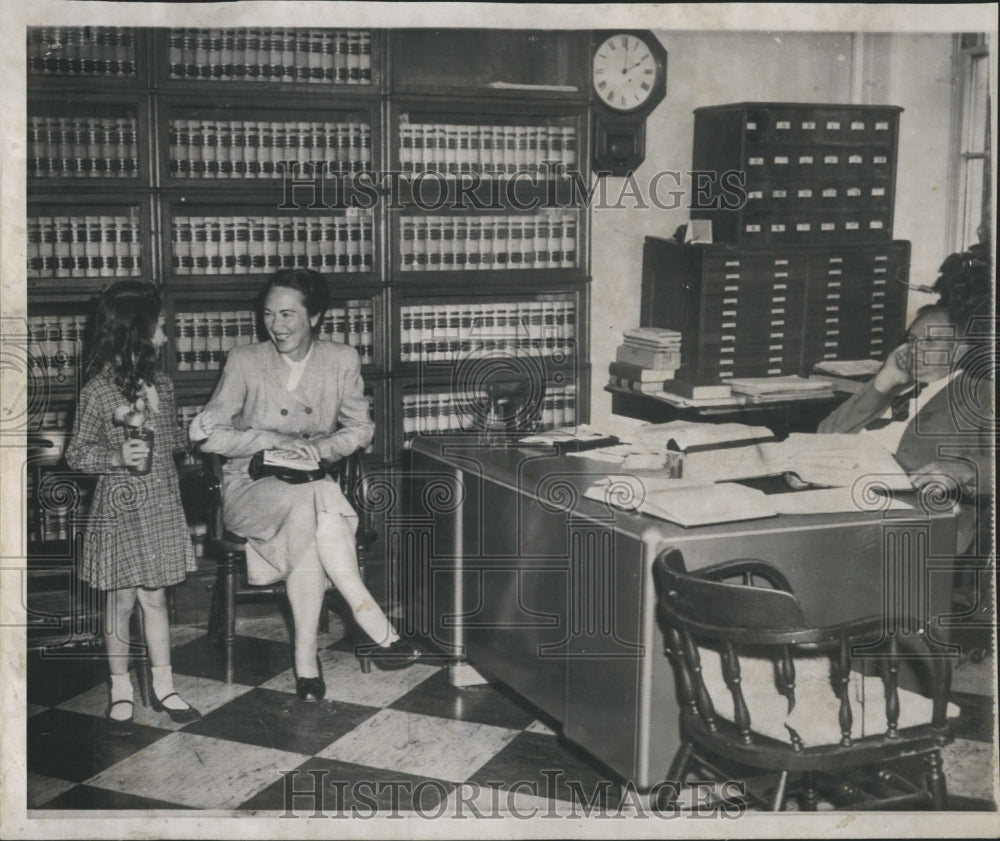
[727,376,835,403]
[809,359,881,394]
[608,327,682,393]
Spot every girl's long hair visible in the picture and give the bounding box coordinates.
[84,281,163,402]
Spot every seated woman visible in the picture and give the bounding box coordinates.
[818,248,993,554]
[190,268,420,700]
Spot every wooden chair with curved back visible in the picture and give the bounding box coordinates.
[653,547,955,811]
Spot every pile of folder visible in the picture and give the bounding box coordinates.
[727,375,835,403]
[608,327,682,393]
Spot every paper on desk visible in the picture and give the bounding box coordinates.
[566,443,636,464]
[633,420,774,451]
[585,478,776,526]
[682,433,913,490]
[519,424,607,445]
[771,487,913,515]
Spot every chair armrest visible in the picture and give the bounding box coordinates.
[697,558,795,593]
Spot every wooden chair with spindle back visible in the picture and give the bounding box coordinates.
[653,547,955,811]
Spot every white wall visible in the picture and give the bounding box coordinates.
[587,30,954,429]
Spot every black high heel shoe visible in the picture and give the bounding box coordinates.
[357,638,422,674]
[151,692,202,724]
[296,659,326,701]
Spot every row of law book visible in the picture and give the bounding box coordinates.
[26,475,95,544]
[399,212,578,271]
[33,408,74,434]
[168,120,372,178]
[401,384,577,438]
[171,214,374,275]
[27,215,142,279]
[610,327,682,392]
[176,404,206,431]
[28,116,139,178]
[167,29,373,84]
[398,123,577,177]
[399,300,576,362]
[174,303,375,370]
[27,315,87,383]
[27,27,137,77]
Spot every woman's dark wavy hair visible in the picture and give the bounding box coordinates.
[84,280,163,402]
[257,268,329,337]
[932,244,994,376]
[933,244,993,337]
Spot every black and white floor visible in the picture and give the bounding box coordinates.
[26,610,997,817]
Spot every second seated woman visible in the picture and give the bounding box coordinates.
[190,268,420,700]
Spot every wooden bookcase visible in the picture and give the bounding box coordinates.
[25,27,594,601]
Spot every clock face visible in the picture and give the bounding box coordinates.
[592,33,660,112]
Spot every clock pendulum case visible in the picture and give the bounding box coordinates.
[590,30,667,176]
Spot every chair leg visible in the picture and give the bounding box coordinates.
[771,770,789,811]
[925,750,948,809]
[223,550,238,684]
[666,739,693,784]
[802,772,819,811]
[207,565,224,641]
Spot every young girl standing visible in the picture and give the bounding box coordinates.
[65,280,200,728]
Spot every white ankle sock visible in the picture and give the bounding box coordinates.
[109,673,134,720]
[151,665,189,710]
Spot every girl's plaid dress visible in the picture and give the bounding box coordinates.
[65,369,196,590]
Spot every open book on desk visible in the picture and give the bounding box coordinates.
[632,420,776,452]
[682,433,914,490]
[584,472,913,527]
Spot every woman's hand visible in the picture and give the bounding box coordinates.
[872,343,914,394]
[188,410,215,442]
[910,459,978,496]
[281,437,322,463]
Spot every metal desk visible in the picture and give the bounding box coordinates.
[400,436,958,789]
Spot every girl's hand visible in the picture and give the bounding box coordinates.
[873,343,914,394]
[189,410,215,442]
[116,437,151,470]
[282,437,322,463]
[112,404,145,428]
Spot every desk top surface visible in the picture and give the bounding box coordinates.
[409,436,948,542]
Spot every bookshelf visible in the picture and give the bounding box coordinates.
[26,27,594,581]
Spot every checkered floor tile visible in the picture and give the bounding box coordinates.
[25,614,998,815]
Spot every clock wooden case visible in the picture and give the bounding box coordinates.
[590,31,667,175]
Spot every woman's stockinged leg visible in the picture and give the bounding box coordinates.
[315,510,399,647]
[285,559,327,677]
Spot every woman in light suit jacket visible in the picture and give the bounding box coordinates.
[191,269,420,700]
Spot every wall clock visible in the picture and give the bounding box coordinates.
[591,31,667,175]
